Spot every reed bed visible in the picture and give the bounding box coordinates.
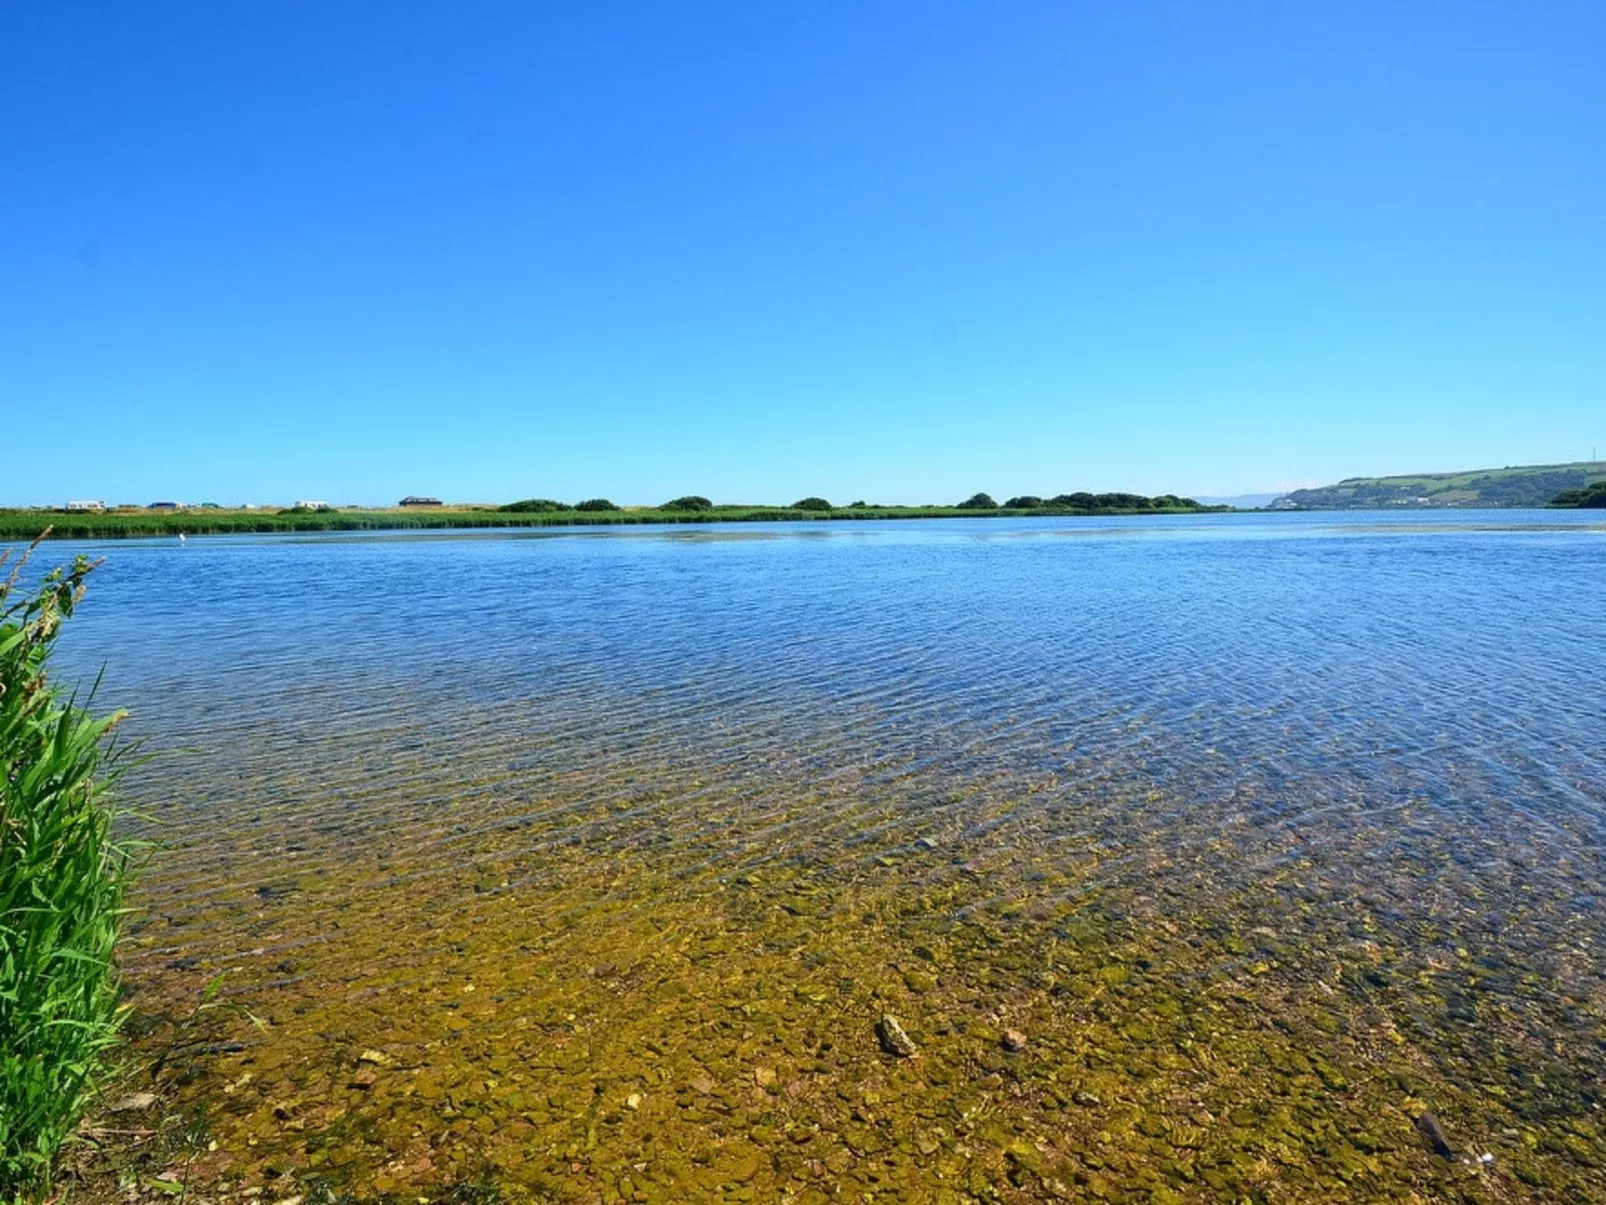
[0,542,135,1201]
[0,498,1221,541]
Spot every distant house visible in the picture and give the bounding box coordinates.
[293,500,330,511]
[65,500,106,512]
[399,495,443,507]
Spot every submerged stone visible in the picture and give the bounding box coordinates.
[1415,1111,1456,1159]
[875,1015,918,1058]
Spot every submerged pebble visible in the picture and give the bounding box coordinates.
[1415,1111,1456,1159]
[875,1015,918,1058]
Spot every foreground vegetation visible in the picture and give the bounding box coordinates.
[1550,479,1606,508]
[0,493,1223,540]
[0,546,134,1201]
[1276,459,1606,509]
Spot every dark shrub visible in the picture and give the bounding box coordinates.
[1004,495,1043,509]
[662,496,714,511]
[1553,480,1606,507]
[574,498,618,512]
[792,497,832,511]
[956,492,999,510]
[499,498,572,513]
[848,501,868,509]
[1048,492,1097,509]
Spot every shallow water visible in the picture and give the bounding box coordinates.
[38,511,1606,1202]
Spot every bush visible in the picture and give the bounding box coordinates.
[1097,492,1151,509]
[792,497,832,511]
[499,498,572,513]
[1,545,135,1200]
[1552,480,1606,508]
[662,496,713,512]
[1048,493,1096,509]
[956,493,998,510]
[1004,495,1042,509]
[574,499,618,512]
[848,501,868,509]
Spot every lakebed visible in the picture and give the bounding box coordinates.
[36,512,1606,1202]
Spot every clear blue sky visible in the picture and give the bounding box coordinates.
[4,2,1603,506]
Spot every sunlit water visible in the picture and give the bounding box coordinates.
[33,512,1606,1202]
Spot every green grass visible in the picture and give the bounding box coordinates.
[0,497,1224,541]
[1,544,136,1202]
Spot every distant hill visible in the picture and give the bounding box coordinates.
[1272,461,1606,510]
[1195,492,1282,510]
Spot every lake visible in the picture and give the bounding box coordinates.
[37,511,1606,1201]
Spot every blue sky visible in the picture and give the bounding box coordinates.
[3,2,1603,506]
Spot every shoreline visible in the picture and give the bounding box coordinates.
[0,504,1228,541]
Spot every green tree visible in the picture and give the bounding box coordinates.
[498,498,572,513]
[1049,492,1096,509]
[1552,480,1606,507]
[956,492,998,510]
[662,496,714,511]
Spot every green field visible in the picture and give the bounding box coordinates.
[1274,460,1606,509]
[0,496,1224,541]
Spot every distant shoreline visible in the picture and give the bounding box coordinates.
[1274,459,1606,510]
[0,503,1230,541]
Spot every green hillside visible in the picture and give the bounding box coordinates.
[1273,461,1606,509]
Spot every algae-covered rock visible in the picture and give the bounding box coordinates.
[902,969,938,994]
[876,1015,918,1058]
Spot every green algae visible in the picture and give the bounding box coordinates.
[64,736,1606,1205]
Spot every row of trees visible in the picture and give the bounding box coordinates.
[502,493,1202,513]
[959,492,1201,511]
[500,495,717,514]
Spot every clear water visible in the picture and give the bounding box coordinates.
[37,511,1606,1202]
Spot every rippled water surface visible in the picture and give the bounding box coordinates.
[40,512,1606,1202]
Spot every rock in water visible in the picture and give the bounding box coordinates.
[1415,1111,1456,1159]
[875,1015,918,1058]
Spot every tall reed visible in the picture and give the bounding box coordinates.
[1,542,135,1201]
